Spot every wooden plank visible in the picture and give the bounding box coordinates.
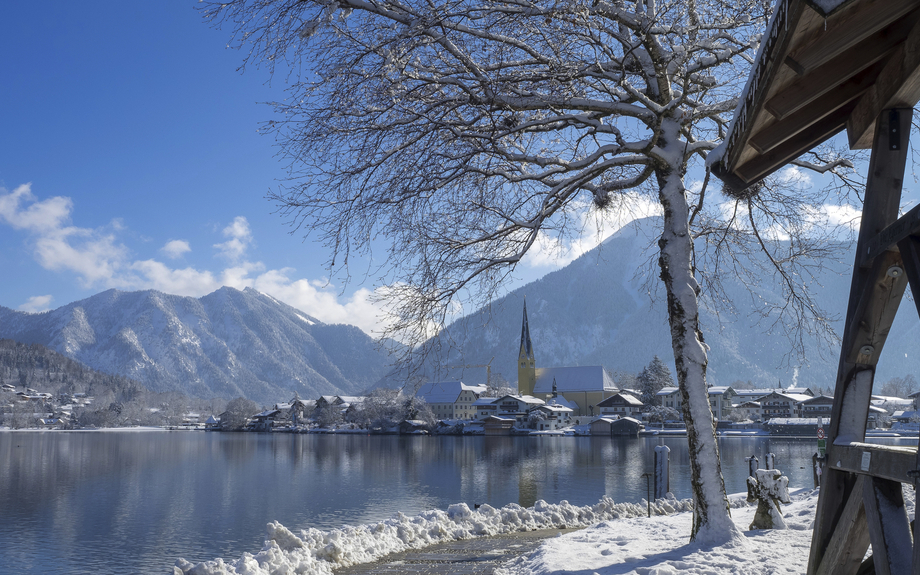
[813,474,870,575]
[862,477,912,575]
[734,107,848,184]
[828,442,917,483]
[765,21,908,120]
[863,203,920,264]
[848,16,920,149]
[749,63,881,154]
[786,0,919,74]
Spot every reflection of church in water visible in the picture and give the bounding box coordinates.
[516,299,617,416]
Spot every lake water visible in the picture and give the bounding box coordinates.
[0,430,899,575]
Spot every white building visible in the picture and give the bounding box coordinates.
[415,381,488,420]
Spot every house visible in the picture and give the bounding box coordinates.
[473,396,500,419]
[492,394,545,422]
[250,409,282,432]
[758,392,813,420]
[611,417,643,437]
[530,403,574,431]
[589,416,619,436]
[734,401,762,422]
[707,387,737,421]
[799,395,834,422]
[656,387,682,411]
[483,415,515,436]
[596,392,645,418]
[205,415,220,431]
[415,381,488,420]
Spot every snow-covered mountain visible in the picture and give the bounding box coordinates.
[392,218,919,392]
[0,287,393,404]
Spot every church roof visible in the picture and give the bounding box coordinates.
[533,366,616,394]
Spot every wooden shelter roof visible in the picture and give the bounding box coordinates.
[712,0,920,192]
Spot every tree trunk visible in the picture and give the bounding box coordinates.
[655,128,739,543]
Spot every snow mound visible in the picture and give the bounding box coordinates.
[174,495,710,575]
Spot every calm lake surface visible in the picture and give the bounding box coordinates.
[1,430,903,575]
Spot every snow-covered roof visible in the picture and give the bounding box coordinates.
[707,387,735,396]
[546,396,579,411]
[657,387,680,396]
[597,393,644,407]
[472,397,499,406]
[415,381,485,403]
[533,366,615,394]
[494,394,545,406]
[536,404,574,414]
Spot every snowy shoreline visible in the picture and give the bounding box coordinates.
[173,493,754,575]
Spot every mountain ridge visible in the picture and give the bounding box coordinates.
[0,286,393,404]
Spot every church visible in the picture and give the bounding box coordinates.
[516,300,617,416]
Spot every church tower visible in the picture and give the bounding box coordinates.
[517,299,536,396]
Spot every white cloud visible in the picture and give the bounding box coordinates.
[214,216,252,261]
[161,239,191,259]
[18,295,53,313]
[0,185,393,336]
[522,194,661,270]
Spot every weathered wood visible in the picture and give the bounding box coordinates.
[749,63,880,154]
[814,475,870,575]
[899,235,920,317]
[808,108,912,575]
[766,20,909,120]
[862,477,912,575]
[848,16,920,148]
[864,204,920,264]
[734,106,850,184]
[828,442,917,483]
[787,0,919,73]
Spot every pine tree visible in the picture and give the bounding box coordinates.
[638,356,675,405]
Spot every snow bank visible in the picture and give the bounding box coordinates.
[174,495,734,575]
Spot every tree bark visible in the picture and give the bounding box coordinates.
[655,122,737,543]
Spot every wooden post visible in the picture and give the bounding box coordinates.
[654,445,670,500]
[808,108,913,575]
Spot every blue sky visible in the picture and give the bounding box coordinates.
[2,2,915,338]
[0,2,646,336]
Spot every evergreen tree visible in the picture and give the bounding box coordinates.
[638,356,675,405]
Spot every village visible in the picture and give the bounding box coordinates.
[5,304,919,438]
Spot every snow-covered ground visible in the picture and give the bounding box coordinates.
[174,483,908,575]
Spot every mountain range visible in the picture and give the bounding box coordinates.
[398,218,920,393]
[1,218,917,403]
[0,287,393,404]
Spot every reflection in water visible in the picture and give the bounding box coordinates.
[2,431,912,575]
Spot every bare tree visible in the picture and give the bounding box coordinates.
[203,0,859,542]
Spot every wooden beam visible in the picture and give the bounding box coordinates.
[766,21,908,120]
[787,0,920,74]
[828,442,918,483]
[749,63,880,154]
[848,16,920,148]
[808,109,911,575]
[898,235,920,318]
[813,474,870,575]
[863,203,920,265]
[735,107,849,184]
[862,477,913,575]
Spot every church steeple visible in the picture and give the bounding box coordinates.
[517,298,536,396]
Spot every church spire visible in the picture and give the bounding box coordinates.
[519,298,534,362]
[517,298,536,396]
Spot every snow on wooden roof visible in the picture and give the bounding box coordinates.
[712,0,920,191]
[656,387,680,396]
[533,366,615,394]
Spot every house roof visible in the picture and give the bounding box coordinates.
[533,366,616,394]
[708,386,736,396]
[597,393,644,407]
[415,381,486,403]
[495,394,545,406]
[711,0,920,191]
[657,387,680,396]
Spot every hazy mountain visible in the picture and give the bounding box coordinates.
[0,287,394,404]
[391,218,919,392]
